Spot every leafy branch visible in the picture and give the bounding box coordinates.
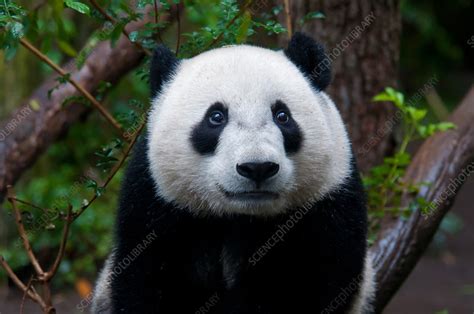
[76,121,146,219]
[89,0,152,55]
[0,187,73,314]
[364,87,456,239]
[19,38,124,133]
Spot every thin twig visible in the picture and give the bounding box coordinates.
[20,275,34,314]
[283,0,293,39]
[90,0,116,23]
[75,121,147,219]
[89,0,152,56]
[19,38,124,134]
[7,186,45,276]
[45,205,73,280]
[0,256,46,309]
[175,3,181,56]
[12,197,49,214]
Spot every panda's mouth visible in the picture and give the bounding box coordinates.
[218,185,279,201]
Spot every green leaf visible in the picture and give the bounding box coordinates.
[64,0,90,15]
[372,93,393,102]
[128,31,139,42]
[4,45,18,61]
[110,22,126,47]
[435,122,456,131]
[298,11,326,25]
[388,152,411,166]
[406,107,427,122]
[85,179,105,197]
[9,21,24,39]
[418,122,455,138]
[57,40,77,57]
[417,125,427,137]
[306,11,325,19]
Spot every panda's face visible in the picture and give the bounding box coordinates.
[148,45,351,216]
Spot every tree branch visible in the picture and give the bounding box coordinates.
[0,256,46,309]
[19,38,124,133]
[0,8,176,201]
[7,186,45,276]
[11,196,49,214]
[75,121,146,219]
[45,205,73,281]
[20,275,34,314]
[370,85,474,312]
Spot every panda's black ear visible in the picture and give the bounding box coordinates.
[150,45,180,97]
[284,32,331,91]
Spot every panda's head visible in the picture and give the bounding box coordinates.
[147,33,352,216]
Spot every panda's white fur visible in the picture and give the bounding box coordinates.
[350,253,377,314]
[90,252,114,314]
[148,45,352,216]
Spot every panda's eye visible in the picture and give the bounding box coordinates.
[275,111,290,124]
[209,110,226,126]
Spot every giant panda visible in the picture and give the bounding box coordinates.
[91,32,375,314]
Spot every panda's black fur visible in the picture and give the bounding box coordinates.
[103,33,370,314]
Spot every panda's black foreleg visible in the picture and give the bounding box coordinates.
[109,233,163,313]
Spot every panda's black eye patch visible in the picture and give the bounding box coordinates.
[272,101,303,154]
[191,102,228,155]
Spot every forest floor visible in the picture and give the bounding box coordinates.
[1,179,473,314]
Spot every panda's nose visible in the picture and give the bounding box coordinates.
[236,162,280,184]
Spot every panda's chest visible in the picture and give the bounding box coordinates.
[188,240,246,290]
[173,215,300,291]
[175,219,262,290]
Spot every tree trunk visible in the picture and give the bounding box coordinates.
[279,0,401,171]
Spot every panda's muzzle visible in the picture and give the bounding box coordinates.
[220,188,279,201]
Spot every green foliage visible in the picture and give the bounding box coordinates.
[298,11,325,26]
[364,88,456,240]
[0,0,26,60]
[179,0,286,58]
[0,118,120,285]
[64,0,91,15]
